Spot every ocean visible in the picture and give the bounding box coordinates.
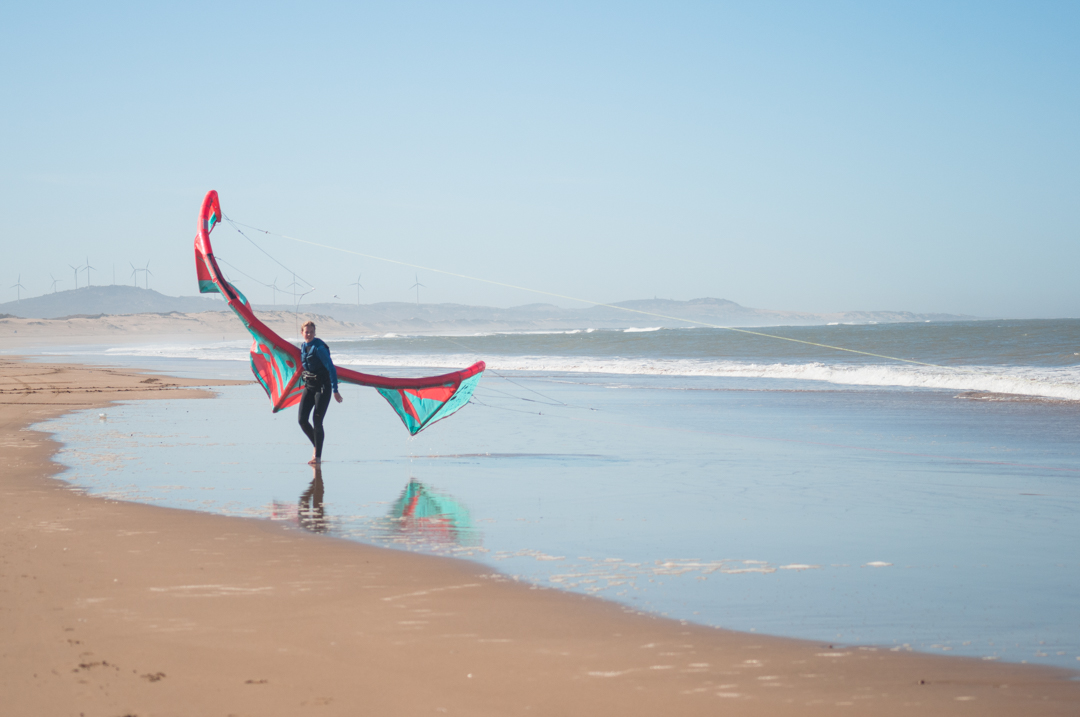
[25,318,1080,669]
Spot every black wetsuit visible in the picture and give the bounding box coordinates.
[298,338,338,460]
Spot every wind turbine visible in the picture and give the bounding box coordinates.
[286,273,301,304]
[270,276,280,306]
[410,274,425,305]
[349,274,364,306]
[11,275,26,303]
[130,262,140,287]
[284,272,315,337]
[49,274,61,293]
[69,263,81,290]
[84,256,95,287]
[285,273,313,306]
[142,261,152,290]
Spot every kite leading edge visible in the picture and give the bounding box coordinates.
[194,189,485,435]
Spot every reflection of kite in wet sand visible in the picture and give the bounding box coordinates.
[194,190,485,435]
[389,479,477,546]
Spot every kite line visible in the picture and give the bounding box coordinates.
[218,214,1077,404]
[223,218,955,371]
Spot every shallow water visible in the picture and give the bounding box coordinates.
[35,357,1080,670]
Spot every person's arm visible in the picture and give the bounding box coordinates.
[314,343,339,393]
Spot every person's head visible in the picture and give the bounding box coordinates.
[301,321,316,342]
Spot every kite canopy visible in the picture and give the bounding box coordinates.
[194,189,485,435]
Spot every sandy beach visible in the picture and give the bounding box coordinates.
[0,355,1077,715]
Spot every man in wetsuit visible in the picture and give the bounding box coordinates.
[298,321,343,464]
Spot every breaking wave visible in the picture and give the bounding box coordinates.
[335,353,1080,401]
[84,343,1080,402]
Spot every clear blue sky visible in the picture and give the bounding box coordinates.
[2,1,1077,317]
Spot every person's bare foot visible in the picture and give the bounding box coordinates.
[308,455,321,466]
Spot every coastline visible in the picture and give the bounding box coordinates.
[2,356,1078,715]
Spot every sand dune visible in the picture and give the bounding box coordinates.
[1,310,364,347]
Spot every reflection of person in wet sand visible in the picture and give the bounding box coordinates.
[298,464,326,533]
[298,321,343,465]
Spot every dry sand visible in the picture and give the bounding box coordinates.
[1,356,1078,716]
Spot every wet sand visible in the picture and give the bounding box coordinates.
[1,356,1077,715]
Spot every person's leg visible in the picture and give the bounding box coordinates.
[298,386,317,450]
[310,384,332,460]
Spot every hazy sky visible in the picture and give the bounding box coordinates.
[2,2,1077,317]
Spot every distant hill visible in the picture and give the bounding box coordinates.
[276,296,973,331]
[576,297,971,327]
[0,286,226,319]
[0,285,974,329]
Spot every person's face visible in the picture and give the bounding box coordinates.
[302,325,315,342]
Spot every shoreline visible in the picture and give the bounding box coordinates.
[2,356,1078,715]
[9,318,1080,409]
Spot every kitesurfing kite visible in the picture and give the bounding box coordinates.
[194,190,485,435]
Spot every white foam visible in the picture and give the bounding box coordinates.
[73,342,1080,402]
[330,353,1080,402]
[96,342,253,362]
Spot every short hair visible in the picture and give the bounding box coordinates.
[301,321,316,332]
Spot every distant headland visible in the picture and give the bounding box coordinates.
[0,285,975,336]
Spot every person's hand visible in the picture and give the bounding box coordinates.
[334,391,343,403]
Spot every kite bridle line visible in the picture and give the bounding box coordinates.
[223,217,970,373]
[215,256,277,292]
[222,217,319,338]
[225,218,317,292]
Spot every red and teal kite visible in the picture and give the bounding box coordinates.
[194,190,485,435]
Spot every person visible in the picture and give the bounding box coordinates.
[298,321,343,464]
